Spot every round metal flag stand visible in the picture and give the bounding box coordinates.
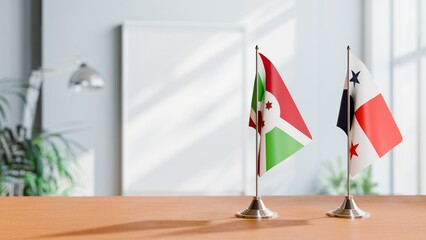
[236,196,277,219]
[327,195,369,218]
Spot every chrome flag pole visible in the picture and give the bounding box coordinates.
[236,45,277,219]
[327,46,369,219]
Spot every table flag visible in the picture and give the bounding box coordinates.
[249,52,312,176]
[337,53,402,176]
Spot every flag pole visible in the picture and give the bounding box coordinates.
[326,46,369,219]
[346,45,351,198]
[236,45,277,219]
[255,45,259,198]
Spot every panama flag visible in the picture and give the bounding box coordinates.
[337,52,402,176]
[249,53,312,176]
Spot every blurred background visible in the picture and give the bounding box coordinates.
[0,0,424,196]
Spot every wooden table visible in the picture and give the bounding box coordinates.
[1,196,426,239]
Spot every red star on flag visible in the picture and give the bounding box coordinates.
[350,142,359,159]
[266,101,272,110]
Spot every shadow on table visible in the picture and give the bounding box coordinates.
[33,220,210,238]
[33,217,320,238]
[153,218,312,238]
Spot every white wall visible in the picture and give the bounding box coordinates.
[0,0,32,127]
[42,0,363,195]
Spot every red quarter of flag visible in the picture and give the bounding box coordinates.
[355,94,403,157]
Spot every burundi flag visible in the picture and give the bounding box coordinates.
[249,52,312,176]
[337,52,403,176]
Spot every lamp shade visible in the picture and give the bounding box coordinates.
[69,63,104,90]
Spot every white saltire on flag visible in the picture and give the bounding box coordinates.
[249,52,312,176]
[337,52,403,176]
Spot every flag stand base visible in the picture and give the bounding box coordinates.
[327,195,370,219]
[236,196,278,219]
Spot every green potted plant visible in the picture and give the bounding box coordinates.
[319,156,378,195]
[0,79,81,196]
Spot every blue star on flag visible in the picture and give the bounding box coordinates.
[350,70,360,86]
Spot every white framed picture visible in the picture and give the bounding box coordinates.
[121,21,248,195]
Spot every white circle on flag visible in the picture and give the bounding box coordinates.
[261,91,280,134]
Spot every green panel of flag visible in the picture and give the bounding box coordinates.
[265,127,303,171]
